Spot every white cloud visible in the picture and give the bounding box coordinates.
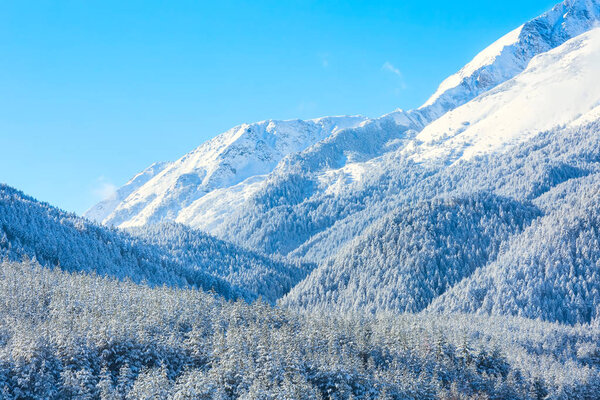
[318,52,330,68]
[382,61,402,77]
[382,61,407,91]
[92,176,118,201]
[296,100,318,115]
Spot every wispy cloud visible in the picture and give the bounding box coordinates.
[382,61,402,77]
[296,100,318,115]
[382,61,407,92]
[318,52,330,68]
[92,176,118,201]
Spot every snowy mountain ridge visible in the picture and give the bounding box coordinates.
[86,115,368,227]
[87,0,600,233]
[411,26,600,164]
[420,0,600,120]
[201,26,600,263]
[187,26,600,251]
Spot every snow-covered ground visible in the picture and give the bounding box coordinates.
[419,0,600,120]
[411,27,600,163]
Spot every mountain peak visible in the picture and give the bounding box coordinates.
[420,0,600,122]
[413,27,600,164]
[86,115,369,227]
[86,0,600,236]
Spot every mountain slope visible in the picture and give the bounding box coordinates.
[281,194,541,313]
[87,116,368,228]
[126,222,313,303]
[429,173,600,324]
[175,110,425,233]
[0,184,307,302]
[0,184,234,296]
[412,26,600,164]
[420,0,600,121]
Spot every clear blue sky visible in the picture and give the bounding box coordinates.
[0,0,557,214]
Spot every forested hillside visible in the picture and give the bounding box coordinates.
[1,260,598,399]
[127,222,313,303]
[282,194,541,313]
[430,174,600,324]
[0,184,307,302]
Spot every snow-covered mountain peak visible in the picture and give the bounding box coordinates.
[420,0,600,121]
[86,0,600,233]
[86,115,368,227]
[412,27,600,163]
[422,26,524,110]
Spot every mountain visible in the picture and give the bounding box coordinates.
[88,0,600,238]
[86,116,368,228]
[206,25,600,260]
[250,27,600,322]
[0,184,308,302]
[81,1,600,323]
[419,0,600,120]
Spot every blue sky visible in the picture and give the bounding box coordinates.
[0,0,557,214]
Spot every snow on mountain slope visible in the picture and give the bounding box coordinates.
[88,0,600,245]
[85,161,171,223]
[181,111,427,248]
[176,175,266,232]
[87,116,368,227]
[207,27,600,258]
[420,0,600,121]
[302,24,600,255]
[411,27,600,164]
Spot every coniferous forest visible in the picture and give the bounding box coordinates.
[1,260,599,399]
